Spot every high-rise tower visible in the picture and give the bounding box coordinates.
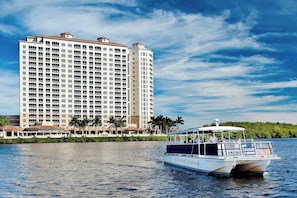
[19,33,130,130]
[129,42,154,129]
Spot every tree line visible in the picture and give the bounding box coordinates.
[1,115,297,138]
[68,114,183,135]
[68,115,126,135]
[212,121,297,138]
[148,115,184,133]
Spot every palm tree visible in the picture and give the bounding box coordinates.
[148,116,158,135]
[117,117,126,136]
[108,116,117,135]
[0,116,10,137]
[148,115,184,134]
[80,116,90,136]
[175,116,184,128]
[92,116,101,136]
[147,116,155,127]
[155,115,164,134]
[69,115,80,135]
[164,116,175,133]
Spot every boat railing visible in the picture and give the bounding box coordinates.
[254,141,274,155]
[217,142,241,156]
[166,137,276,157]
[217,140,275,157]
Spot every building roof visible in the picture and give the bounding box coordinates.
[23,125,64,131]
[0,125,20,131]
[26,33,128,47]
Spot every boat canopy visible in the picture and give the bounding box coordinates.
[198,126,245,133]
[167,127,199,135]
[167,126,245,135]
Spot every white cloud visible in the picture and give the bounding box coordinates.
[0,70,19,115]
[0,1,296,127]
[0,24,17,35]
[249,80,297,90]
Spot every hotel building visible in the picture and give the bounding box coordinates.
[129,43,154,129]
[19,32,153,131]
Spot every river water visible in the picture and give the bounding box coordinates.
[0,138,296,197]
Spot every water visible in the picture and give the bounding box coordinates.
[0,139,296,197]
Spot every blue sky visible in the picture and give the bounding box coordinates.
[0,0,297,128]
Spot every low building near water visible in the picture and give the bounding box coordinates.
[0,125,21,138]
[22,122,69,138]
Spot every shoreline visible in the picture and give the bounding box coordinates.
[0,135,167,144]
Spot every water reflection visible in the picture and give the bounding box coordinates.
[0,140,295,197]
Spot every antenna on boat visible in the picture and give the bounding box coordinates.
[214,119,220,126]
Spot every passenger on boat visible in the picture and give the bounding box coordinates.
[209,132,218,143]
[194,136,200,143]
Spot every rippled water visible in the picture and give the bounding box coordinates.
[0,139,296,197]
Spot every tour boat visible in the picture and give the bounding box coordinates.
[164,120,280,177]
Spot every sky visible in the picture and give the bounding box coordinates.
[0,0,297,128]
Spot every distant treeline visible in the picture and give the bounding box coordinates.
[0,135,167,144]
[217,122,297,138]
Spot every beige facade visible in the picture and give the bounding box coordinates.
[129,43,154,129]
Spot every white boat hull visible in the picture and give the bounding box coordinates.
[164,154,278,177]
[231,157,273,175]
[164,154,236,176]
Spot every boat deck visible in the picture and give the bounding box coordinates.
[166,140,275,157]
